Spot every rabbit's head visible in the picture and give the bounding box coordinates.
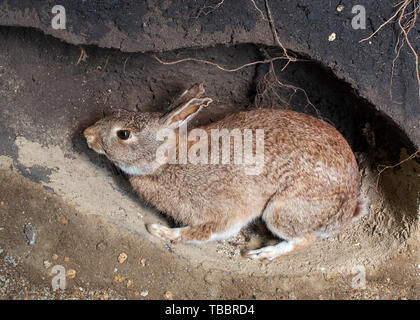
[83,84,212,175]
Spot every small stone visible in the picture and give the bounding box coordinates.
[328,33,336,42]
[126,280,133,288]
[140,258,146,267]
[140,290,149,297]
[64,256,69,262]
[5,256,18,267]
[164,291,174,300]
[337,4,345,12]
[66,269,76,279]
[113,275,125,283]
[96,241,107,252]
[56,216,68,225]
[23,222,36,245]
[118,252,128,264]
[52,254,58,261]
[43,260,52,269]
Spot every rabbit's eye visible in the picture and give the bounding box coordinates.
[117,130,131,140]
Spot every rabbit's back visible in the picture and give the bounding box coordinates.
[205,108,359,194]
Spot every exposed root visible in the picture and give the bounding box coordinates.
[153,52,318,116]
[249,0,268,21]
[376,149,420,190]
[152,54,291,72]
[76,46,88,65]
[193,0,297,66]
[86,54,111,75]
[390,31,405,104]
[264,0,297,65]
[123,56,131,76]
[154,0,316,117]
[101,55,110,73]
[255,58,321,119]
[360,0,420,100]
[193,0,225,18]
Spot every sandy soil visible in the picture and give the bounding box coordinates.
[0,167,419,300]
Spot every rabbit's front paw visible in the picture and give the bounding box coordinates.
[147,223,181,242]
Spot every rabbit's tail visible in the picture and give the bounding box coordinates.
[351,195,370,223]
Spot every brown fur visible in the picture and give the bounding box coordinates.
[84,84,366,261]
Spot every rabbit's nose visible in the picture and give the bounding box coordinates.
[83,127,99,148]
[83,127,96,142]
[83,126,105,154]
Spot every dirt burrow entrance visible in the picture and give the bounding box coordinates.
[0,27,419,299]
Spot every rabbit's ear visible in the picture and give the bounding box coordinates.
[170,83,206,110]
[160,97,212,129]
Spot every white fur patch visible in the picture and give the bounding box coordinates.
[316,231,331,239]
[92,148,105,155]
[117,165,155,176]
[147,223,184,241]
[247,238,303,261]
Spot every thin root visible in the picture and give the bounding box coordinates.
[360,0,420,99]
[193,0,225,18]
[76,46,88,65]
[376,149,420,190]
[152,54,292,72]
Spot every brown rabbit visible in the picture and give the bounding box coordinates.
[84,84,368,261]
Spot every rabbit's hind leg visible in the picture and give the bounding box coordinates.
[246,236,315,262]
[246,195,318,262]
[147,219,250,244]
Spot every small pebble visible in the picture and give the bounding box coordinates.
[64,257,69,262]
[43,260,52,269]
[66,269,76,279]
[56,216,68,225]
[23,222,36,245]
[164,291,174,300]
[5,256,18,267]
[118,252,128,264]
[140,259,146,267]
[140,291,149,297]
[328,33,336,42]
[337,5,345,12]
[126,280,133,288]
[52,254,58,261]
[113,275,125,283]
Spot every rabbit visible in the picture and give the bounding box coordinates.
[83,83,368,261]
